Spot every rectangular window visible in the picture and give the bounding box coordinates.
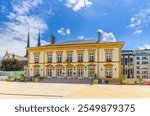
[137,66,140,69]
[142,61,148,64]
[106,53,112,62]
[78,54,83,62]
[125,58,128,65]
[47,55,52,63]
[67,69,72,78]
[137,62,140,64]
[106,68,112,77]
[89,53,94,62]
[142,57,148,60]
[47,69,52,77]
[137,71,140,74]
[57,69,62,78]
[57,54,62,62]
[35,56,39,63]
[67,54,72,62]
[137,57,140,60]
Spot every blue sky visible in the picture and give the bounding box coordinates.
[0,0,150,57]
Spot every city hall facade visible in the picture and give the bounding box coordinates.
[27,32,124,79]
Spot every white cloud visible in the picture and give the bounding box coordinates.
[133,29,142,34]
[97,29,116,42]
[57,28,71,35]
[0,0,53,57]
[65,0,92,12]
[129,8,150,34]
[139,44,150,50]
[78,35,85,40]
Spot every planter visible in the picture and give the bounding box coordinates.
[93,79,99,84]
[34,77,40,82]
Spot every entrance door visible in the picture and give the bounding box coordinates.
[67,69,72,78]
[78,69,83,79]
[89,68,95,79]
[57,69,62,78]
[47,69,52,78]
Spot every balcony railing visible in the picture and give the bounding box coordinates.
[78,60,83,62]
[106,59,112,62]
[47,61,52,63]
[106,76,112,78]
[57,61,62,63]
[89,60,94,62]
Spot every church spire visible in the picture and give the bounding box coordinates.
[25,28,30,57]
[37,29,41,46]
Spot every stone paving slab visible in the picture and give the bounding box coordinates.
[0,81,150,99]
[66,85,150,98]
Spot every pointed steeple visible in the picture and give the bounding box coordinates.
[27,28,30,47]
[37,29,41,46]
[24,28,30,57]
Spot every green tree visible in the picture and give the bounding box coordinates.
[138,76,143,85]
[0,59,24,71]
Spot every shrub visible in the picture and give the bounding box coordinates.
[138,76,143,85]
[7,76,15,82]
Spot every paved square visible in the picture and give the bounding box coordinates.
[0,81,150,98]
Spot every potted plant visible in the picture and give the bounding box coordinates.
[34,74,41,82]
[92,74,99,84]
[121,75,127,85]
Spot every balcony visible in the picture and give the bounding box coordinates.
[66,59,72,63]
[89,60,94,62]
[78,60,83,62]
[47,61,52,63]
[35,61,39,63]
[106,59,112,62]
[106,76,112,78]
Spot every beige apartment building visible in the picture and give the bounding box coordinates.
[27,32,124,79]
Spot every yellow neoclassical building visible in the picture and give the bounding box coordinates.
[27,31,124,79]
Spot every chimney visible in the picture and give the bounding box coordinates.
[51,35,55,44]
[97,29,103,43]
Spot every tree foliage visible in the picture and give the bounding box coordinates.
[0,59,24,71]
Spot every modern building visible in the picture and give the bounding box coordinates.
[122,50,134,78]
[134,49,150,79]
[27,31,124,79]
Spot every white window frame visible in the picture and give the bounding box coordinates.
[47,69,52,78]
[106,53,112,61]
[67,69,72,78]
[89,53,94,61]
[35,56,39,63]
[78,54,83,62]
[57,69,62,78]
[68,54,72,62]
[106,68,112,77]
[78,69,83,78]
[48,55,52,62]
[58,54,62,62]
